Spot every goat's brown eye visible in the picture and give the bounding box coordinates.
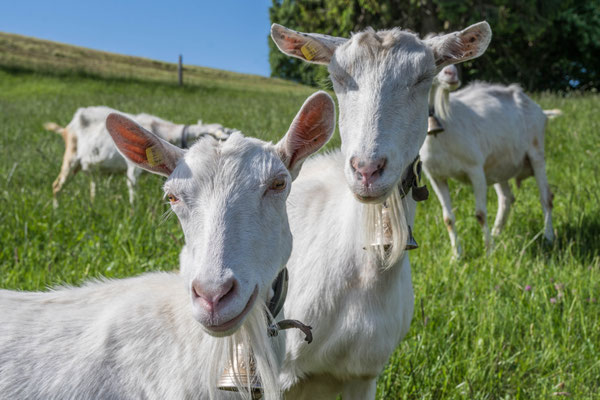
[167,194,179,204]
[269,178,287,192]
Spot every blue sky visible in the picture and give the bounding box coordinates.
[0,0,274,77]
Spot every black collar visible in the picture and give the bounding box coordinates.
[267,268,288,318]
[180,125,190,149]
[266,267,313,343]
[399,156,429,202]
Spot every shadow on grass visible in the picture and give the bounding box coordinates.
[0,64,222,95]
[550,216,600,264]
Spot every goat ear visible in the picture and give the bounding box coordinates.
[425,21,492,71]
[271,24,347,65]
[277,91,336,179]
[106,113,185,177]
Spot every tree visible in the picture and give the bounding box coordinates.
[269,0,600,91]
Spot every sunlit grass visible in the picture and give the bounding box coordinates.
[0,65,598,398]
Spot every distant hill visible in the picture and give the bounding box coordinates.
[0,31,305,93]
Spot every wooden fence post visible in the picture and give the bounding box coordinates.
[178,54,183,86]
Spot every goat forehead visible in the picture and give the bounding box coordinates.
[165,133,284,197]
[333,28,433,81]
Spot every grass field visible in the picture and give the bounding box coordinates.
[1,34,599,399]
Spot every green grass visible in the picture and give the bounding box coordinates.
[1,36,600,399]
[0,31,303,93]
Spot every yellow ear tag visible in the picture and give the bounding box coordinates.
[300,42,318,61]
[146,146,163,166]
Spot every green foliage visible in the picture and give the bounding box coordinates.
[269,0,600,91]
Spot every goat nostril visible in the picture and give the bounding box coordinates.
[191,281,202,299]
[191,278,238,313]
[351,157,387,183]
[218,279,236,304]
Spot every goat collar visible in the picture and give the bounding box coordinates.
[267,268,288,318]
[399,157,428,250]
[180,125,190,149]
[266,268,313,343]
[399,156,429,202]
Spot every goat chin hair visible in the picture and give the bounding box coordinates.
[204,303,283,400]
[364,185,408,269]
[434,87,452,121]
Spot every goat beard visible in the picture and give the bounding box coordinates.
[364,185,408,269]
[204,303,283,400]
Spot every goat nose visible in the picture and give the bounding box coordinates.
[444,70,456,79]
[191,277,237,314]
[350,157,387,186]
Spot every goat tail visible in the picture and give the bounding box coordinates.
[44,122,65,135]
[543,109,563,119]
[44,122,76,151]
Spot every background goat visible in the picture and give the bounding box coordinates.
[45,106,236,207]
[0,91,335,400]
[421,64,555,256]
[271,22,491,399]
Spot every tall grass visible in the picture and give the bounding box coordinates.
[0,65,598,398]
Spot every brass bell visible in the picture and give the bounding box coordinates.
[405,225,419,250]
[427,115,444,135]
[218,269,312,399]
[369,203,393,250]
[217,345,263,399]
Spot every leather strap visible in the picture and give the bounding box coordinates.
[399,156,429,202]
[180,125,190,148]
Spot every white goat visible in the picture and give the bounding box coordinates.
[45,106,236,207]
[271,22,491,398]
[0,92,336,400]
[420,64,555,256]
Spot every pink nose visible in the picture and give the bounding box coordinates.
[443,68,458,81]
[350,157,386,186]
[191,277,237,314]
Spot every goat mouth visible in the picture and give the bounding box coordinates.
[206,285,259,333]
[354,192,388,204]
[353,185,392,204]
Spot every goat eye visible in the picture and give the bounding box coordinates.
[167,194,179,204]
[414,73,434,87]
[269,178,287,192]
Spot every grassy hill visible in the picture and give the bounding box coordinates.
[1,33,599,399]
[0,31,307,93]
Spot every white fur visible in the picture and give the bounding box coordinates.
[281,152,415,399]
[1,92,336,400]
[45,106,237,206]
[271,23,491,398]
[0,274,278,400]
[421,65,555,256]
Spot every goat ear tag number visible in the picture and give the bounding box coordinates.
[146,146,163,166]
[300,42,318,61]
